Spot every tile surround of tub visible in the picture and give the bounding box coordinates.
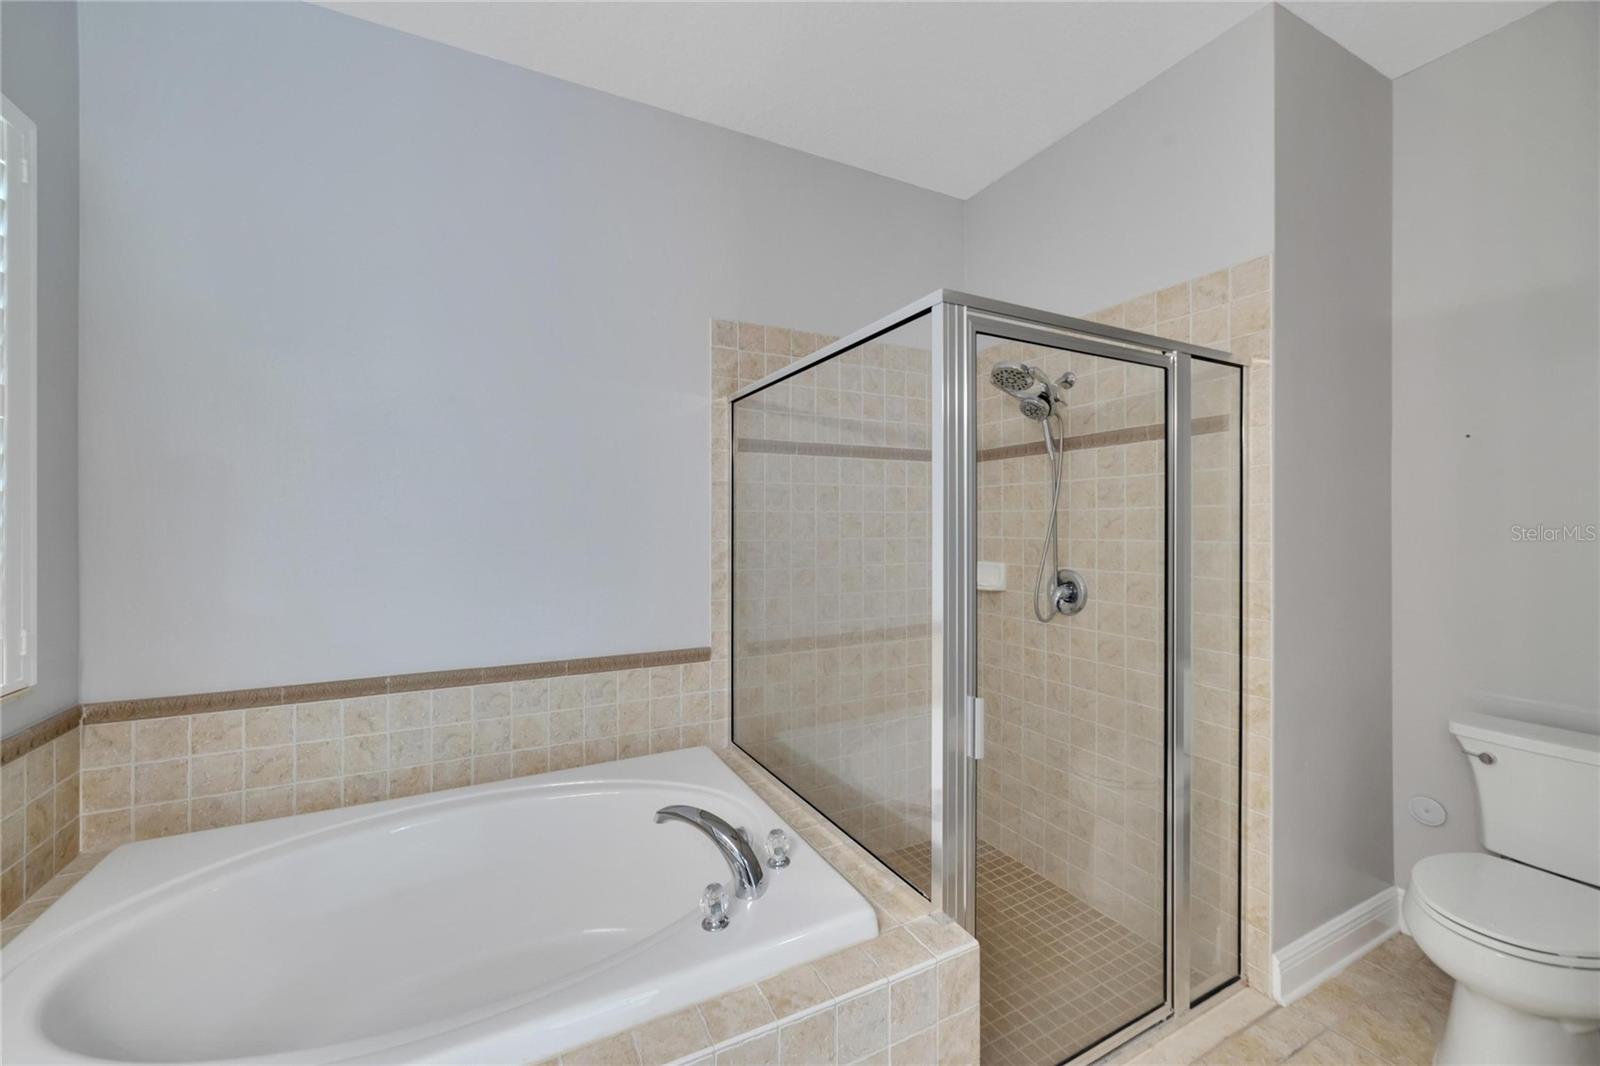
[77,659,726,852]
[0,725,81,919]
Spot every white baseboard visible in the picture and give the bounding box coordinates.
[1269,886,1401,1005]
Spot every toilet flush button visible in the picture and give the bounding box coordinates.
[1408,795,1447,827]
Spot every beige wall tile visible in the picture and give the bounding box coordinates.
[562,1032,641,1066]
[244,786,293,823]
[81,766,131,812]
[889,970,935,1042]
[244,706,293,748]
[81,810,132,851]
[1231,256,1270,297]
[779,1010,837,1066]
[191,752,242,797]
[191,711,243,754]
[295,702,341,741]
[718,1031,779,1066]
[294,779,340,814]
[133,718,189,763]
[813,943,883,998]
[934,1008,978,1066]
[934,950,978,1018]
[192,793,243,831]
[82,723,132,768]
[133,759,187,805]
[633,1007,712,1064]
[889,1028,936,1066]
[133,801,189,840]
[343,696,387,736]
[760,965,833,1020]
[838,988,890,1064]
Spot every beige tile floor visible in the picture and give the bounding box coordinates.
[1126,935,1452,1066]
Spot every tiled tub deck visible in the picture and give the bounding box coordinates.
[1,746,980,1066]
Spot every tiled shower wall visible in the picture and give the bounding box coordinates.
[721,325,936,887]
[975,341,1170,946]
[1081,257,1274,990]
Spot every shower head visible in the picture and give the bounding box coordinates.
[989,362,1074,420]
[1018,397,1053,421]
[990,362,1039,397]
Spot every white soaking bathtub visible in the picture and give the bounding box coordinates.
[1,747,877,1064]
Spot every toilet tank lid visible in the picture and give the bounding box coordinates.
[1449,712,1600,766]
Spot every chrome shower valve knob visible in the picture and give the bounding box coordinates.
[764,828,792,868]
[700,882,731,930]
[1053,569,1087,615]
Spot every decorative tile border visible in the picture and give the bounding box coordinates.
[737,438,933,463]
[79,647,711,725]
[743,624,932,657]
[0,705,82,765]
[975,414,1234,463]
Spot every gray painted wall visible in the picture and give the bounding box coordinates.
[1271,7,1395,947]
[1391,2,1600,880]
[960,8,1273,313]
[961,6,1274,313]
[75,1,962,702]
[0,1,79,734]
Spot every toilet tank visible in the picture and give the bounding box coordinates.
[1450,712,1600,887]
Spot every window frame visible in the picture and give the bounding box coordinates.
[1,94,39,697]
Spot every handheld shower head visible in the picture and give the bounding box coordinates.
[989,362,1074,420]
[1018,397,1053,421]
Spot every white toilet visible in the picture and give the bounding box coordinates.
[1404,712,1600,1066]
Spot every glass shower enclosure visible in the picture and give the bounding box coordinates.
[729,292,1245,1066]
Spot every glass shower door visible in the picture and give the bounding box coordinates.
[970,329,1169,1066]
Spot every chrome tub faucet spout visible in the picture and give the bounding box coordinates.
[654,804,768,900]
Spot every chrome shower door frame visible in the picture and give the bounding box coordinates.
[930,292,1237,1062]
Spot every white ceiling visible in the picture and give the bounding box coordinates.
[321,1,1552,200]
[320,1,1265,198]
[1282,2,1550,79]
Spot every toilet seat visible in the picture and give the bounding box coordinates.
[1410,853,1600,969]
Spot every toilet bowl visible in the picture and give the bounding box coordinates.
[1405,853,1600,1065]
[1405,713,1600,1066]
